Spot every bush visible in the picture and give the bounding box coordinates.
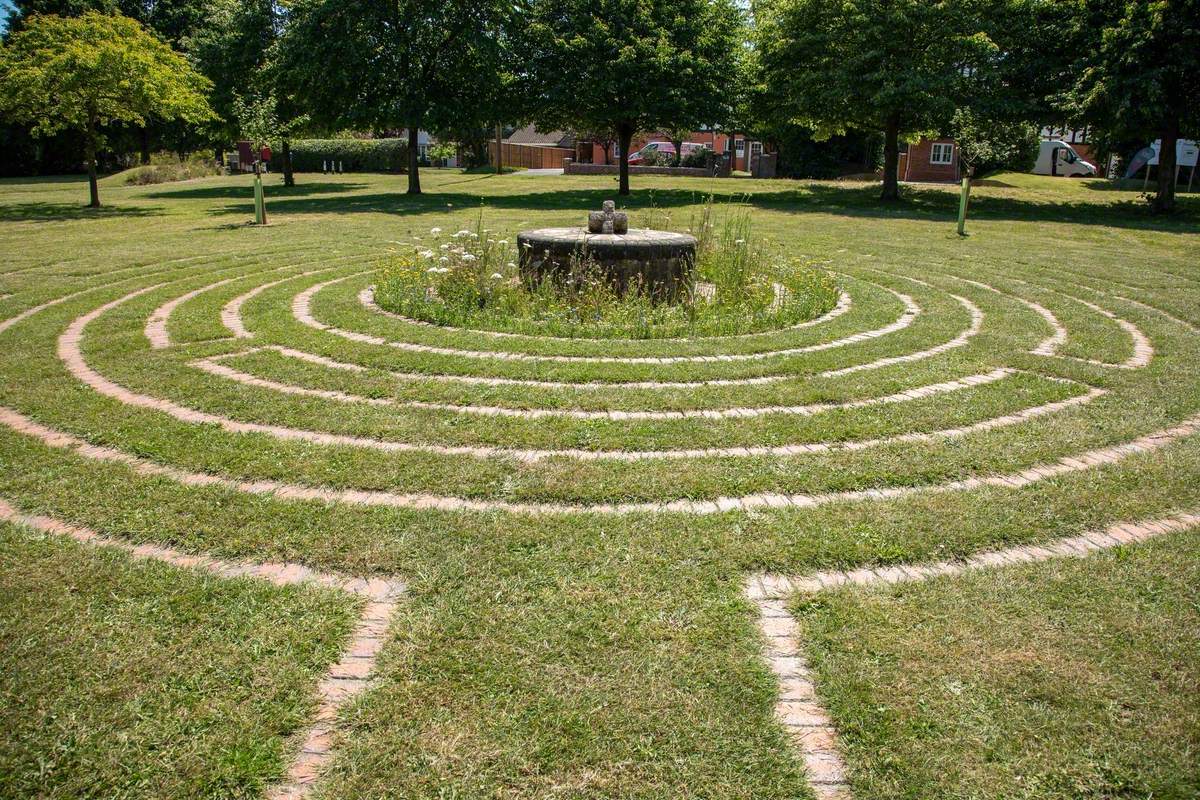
[639,148,672,167]
[680,147,714,169]
[289,138,408,173]
[121,152,221,185]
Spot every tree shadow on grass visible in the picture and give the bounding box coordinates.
[142,181,368,201]
[0,202,164,223]
[206,181,1199,233]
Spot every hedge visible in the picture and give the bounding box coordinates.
[289,138,408,173]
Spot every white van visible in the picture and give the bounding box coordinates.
[1033,140,1097,177]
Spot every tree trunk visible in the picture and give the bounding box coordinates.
[140,127,151,165]
[601,142,611,165]
[495,122,503,174]
[671,137,683,167]
[85,116,100,208]
[1152,115,1179,214]
[407,127,422,194]
[282,140,295,187]
[617,123,633,196]
[881,113,900,202]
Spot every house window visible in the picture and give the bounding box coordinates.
[930,142,954,165]
[735,140,745,156]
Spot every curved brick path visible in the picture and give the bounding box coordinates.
[0,496,404,800]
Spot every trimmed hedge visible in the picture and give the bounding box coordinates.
[289,138,408,173]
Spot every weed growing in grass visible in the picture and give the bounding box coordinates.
[374,203,838,339]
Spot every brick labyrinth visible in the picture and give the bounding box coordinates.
[1,252,1197,799]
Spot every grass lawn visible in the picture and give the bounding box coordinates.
[797,533,1200,799]
[0,167,1197,799]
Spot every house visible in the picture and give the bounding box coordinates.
[897,137,962,183]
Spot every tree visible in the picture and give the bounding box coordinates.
[0,12,214,207]
[757,0,995,200]
[1066,0,1199,213]
[185,0,283,148]
[276,0,508,194]
[950,108,1039,178]
[571,127,619,165]
[518,0,743,195]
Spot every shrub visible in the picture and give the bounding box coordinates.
[288,138,408,172]
[638,148,672,167]
[121,152,221,185]
[680,147,714,169]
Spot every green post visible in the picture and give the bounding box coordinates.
[253,173,266,225]
[956,175,971,236]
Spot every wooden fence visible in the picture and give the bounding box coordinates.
[489,142,573,170]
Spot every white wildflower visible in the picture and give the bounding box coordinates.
[419,250,434,259]
[498,239,508,245]
[461,253,477,262]
[735,239,746,245]
[430,227,442,235]
[490,272,503,280]
[440,243,450,250]
[506,262,516,269]
[426,266,438,273]
[439,257,449,264]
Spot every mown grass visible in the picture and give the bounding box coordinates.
[797,532,1200,799]
[0,521,358,799]
[0,168,1197,798]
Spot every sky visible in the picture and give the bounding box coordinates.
[0,0,12,32]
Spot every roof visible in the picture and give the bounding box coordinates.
[505,125,574,148]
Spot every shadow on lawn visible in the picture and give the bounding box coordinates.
[0,202,164,223]
[143,181,368,200]
[201,179,1199,233]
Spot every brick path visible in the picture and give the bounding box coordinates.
[0,496,404,800]
[746,511,1200,799]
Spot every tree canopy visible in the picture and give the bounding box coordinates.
[756,0,997,199]
[276,0,508,194]
[0,11,214,205]
[516,0,744,194]
[1066,0,1200,212]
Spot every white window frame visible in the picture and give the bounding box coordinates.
[930,142,954,165]
[735,140,745,156]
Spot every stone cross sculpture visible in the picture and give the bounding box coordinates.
[587,200,629,235]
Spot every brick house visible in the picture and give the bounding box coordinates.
[897,137,962,183]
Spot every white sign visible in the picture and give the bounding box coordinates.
[1148,139,1199,168]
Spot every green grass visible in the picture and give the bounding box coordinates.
[0,168,1197,798]
[797,532,1200,799]
[0,521,358,799]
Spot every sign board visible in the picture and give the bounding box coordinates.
[1148,139,1199,168]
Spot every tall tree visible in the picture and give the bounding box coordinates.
[0,11,214,206]
[517,0,743,195]
[1066,0,1199,213]
[185,0,282,147]
[276,0,507,194]
[757,0,995,200]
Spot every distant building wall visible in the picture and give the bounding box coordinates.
[899,137,961,183]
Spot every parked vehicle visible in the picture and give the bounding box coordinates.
[1032,140,1097,177]
[628,141,705,165]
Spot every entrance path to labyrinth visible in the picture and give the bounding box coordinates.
[1,177,1198,798]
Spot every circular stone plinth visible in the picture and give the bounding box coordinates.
[517,227,697,301]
